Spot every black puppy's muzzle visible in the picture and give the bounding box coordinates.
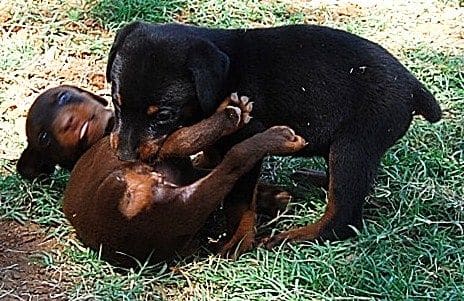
[110,129,139,162]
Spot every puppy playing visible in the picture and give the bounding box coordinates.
[106,22,442,251]
[63,95,306,266]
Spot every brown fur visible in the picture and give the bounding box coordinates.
[63,103,306,265]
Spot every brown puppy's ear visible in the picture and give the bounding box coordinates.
[17,145,56,180]
[188,40,230,115]
[106,21,144,82]
[74,86,109,106]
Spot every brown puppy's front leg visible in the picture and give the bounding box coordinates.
[157,94,253,159]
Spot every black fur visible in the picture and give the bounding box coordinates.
[107,22,441,242]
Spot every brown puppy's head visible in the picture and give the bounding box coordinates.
[106,22,230,162]
[17,85,114,180]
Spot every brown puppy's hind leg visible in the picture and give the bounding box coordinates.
[219,127,305,258]
[156,126,306,244]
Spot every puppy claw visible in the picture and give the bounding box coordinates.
[245,102,253,112]
[226,106,241,116]
[230,92,239,104]
[244,115,253,124]
[287,127,295,136]
[240,95,249,105]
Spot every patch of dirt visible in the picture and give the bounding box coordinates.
[0,220,68,300]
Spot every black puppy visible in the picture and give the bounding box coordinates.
[106,22,441,250]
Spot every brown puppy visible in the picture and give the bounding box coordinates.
[17,85,114,180]
[63,98,306,266]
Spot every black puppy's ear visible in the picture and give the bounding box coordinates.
[188,40,230,115]
[106,21,144,81]
[17,145,55,181]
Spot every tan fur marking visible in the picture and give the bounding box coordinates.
[146,105,159,116]
[119,170,158,219]
[109,132,119,150]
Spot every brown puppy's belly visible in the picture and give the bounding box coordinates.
[63,137,196,266]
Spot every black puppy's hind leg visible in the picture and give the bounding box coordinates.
[264,135,382,247]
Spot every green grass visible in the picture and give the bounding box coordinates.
[1,0,463,300]
[89,0,186,29]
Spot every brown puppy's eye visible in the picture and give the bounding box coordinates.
[146,105,159,116]
[38,131,51,148]
[57,91,72,106]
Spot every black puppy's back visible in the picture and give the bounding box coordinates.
[109,22,441,156]
[174,23,441,154]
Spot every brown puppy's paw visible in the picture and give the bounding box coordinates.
[218,93,253,128]
[256,184,292,217]
[261,224,321,249]
[218,106,243,137]
[219,231,255,260]
[229,92,253,126]
[258,126,307,155]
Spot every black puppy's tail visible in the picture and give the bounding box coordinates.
[412,84,442,123]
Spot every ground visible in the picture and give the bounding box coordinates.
[0,0,463,300]
[0,220,67,300]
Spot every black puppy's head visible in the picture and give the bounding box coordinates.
[106,22,230,162]
[17,85,114,180]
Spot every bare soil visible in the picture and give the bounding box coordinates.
[0,220,68,300]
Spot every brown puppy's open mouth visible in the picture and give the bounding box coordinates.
[79,120,90,141]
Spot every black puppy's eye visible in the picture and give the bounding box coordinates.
[57,91,72,106]
[38,131,51,147]
[156,111,172,124]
